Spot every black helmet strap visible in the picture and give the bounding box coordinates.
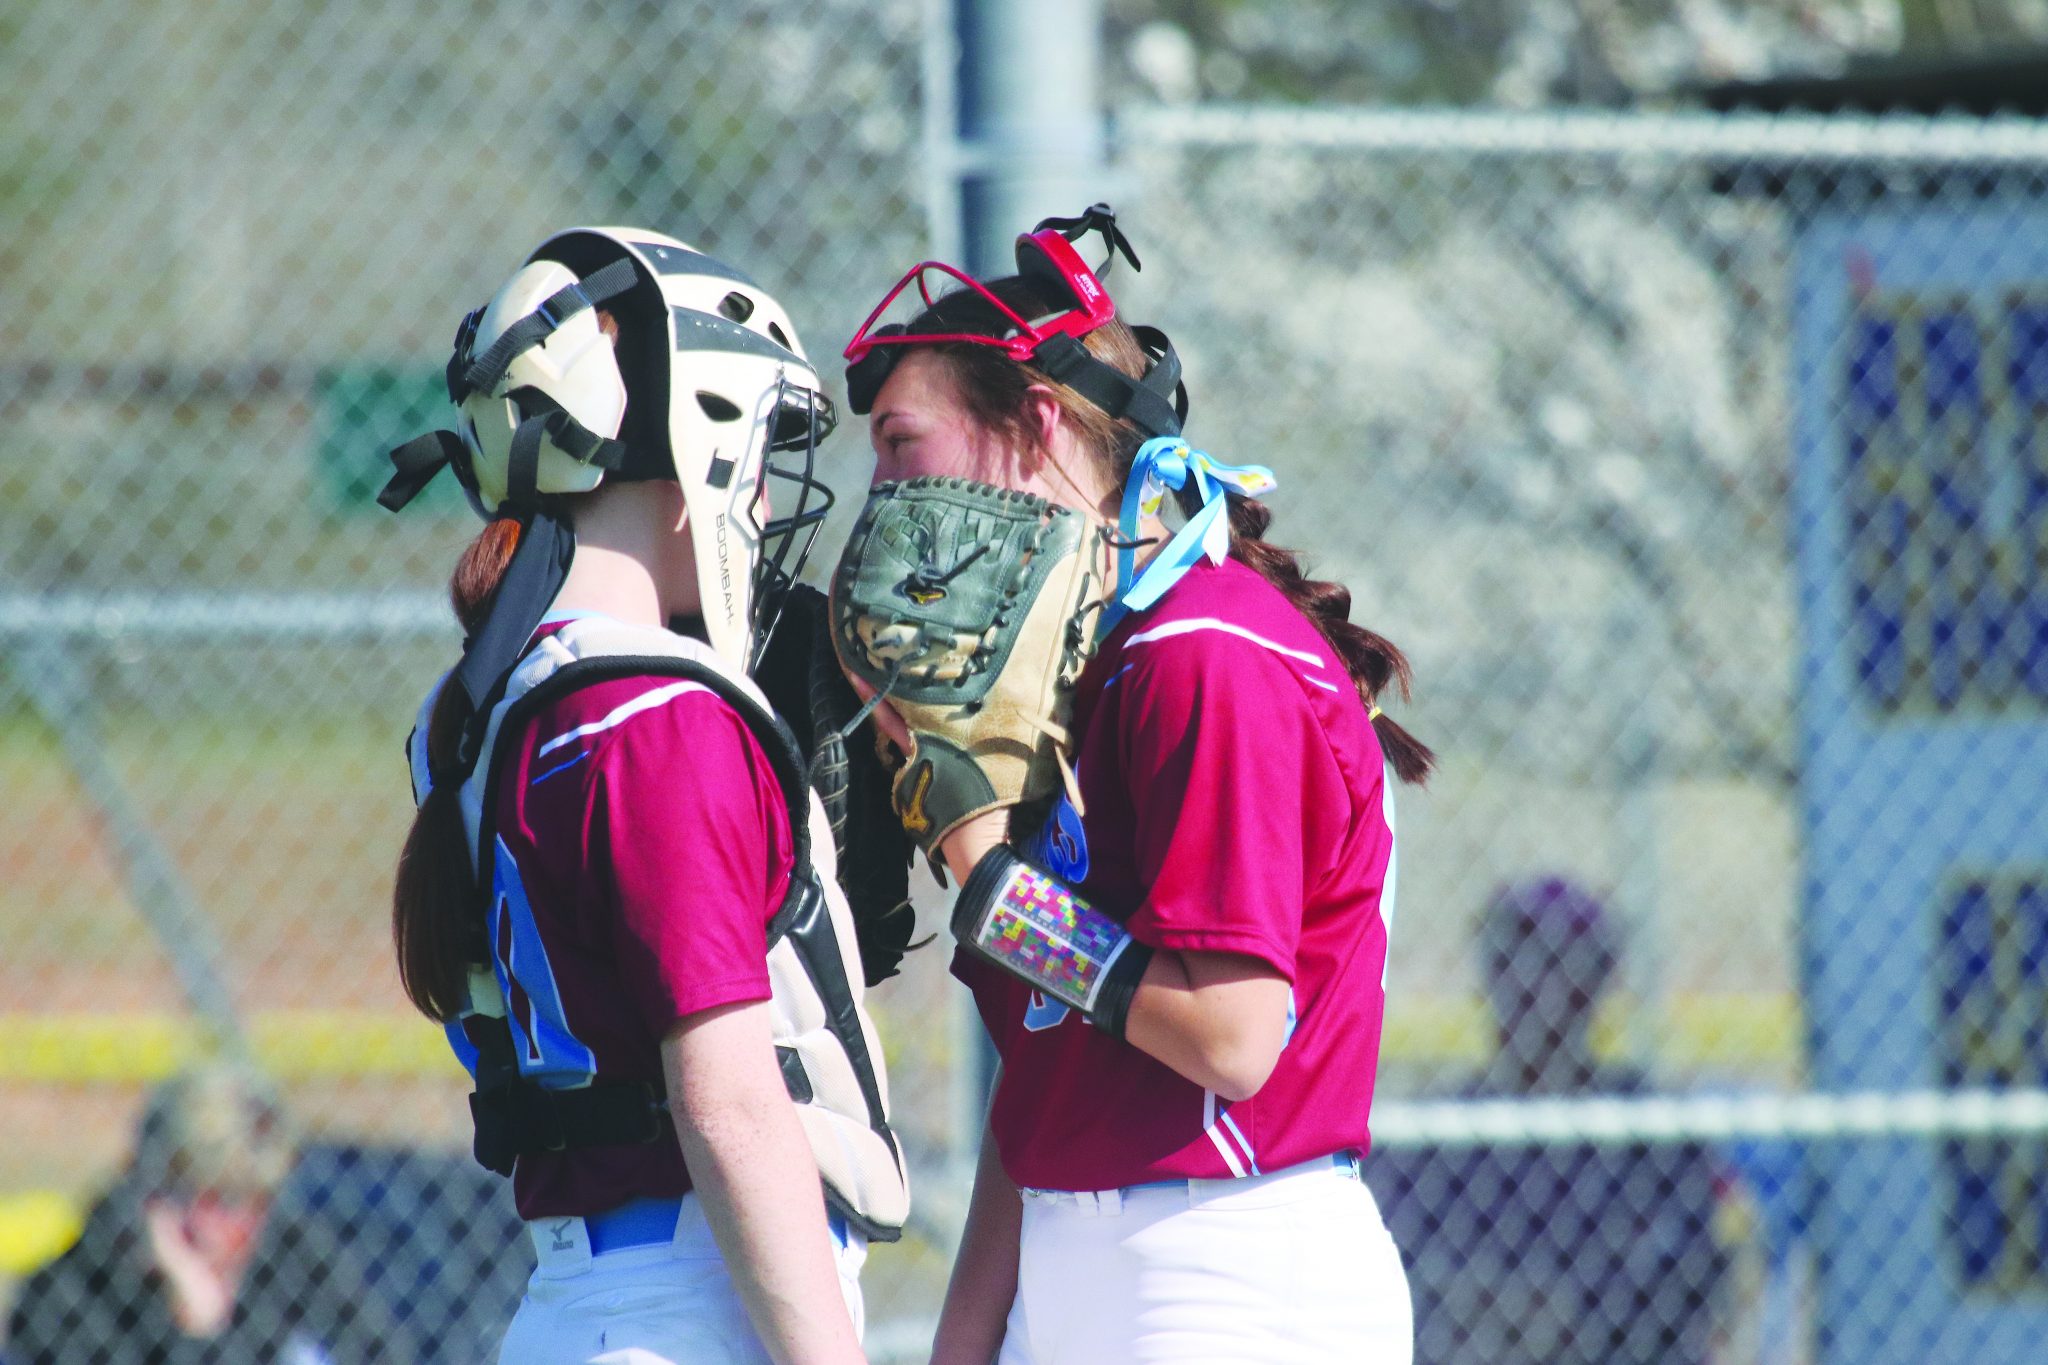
[1027,326,1187,440]
[449,258,640,405]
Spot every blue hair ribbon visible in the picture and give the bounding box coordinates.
[1100,436,1276,638]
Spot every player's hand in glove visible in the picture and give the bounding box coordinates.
[829,476,1109,858]
[849,684,1004,888]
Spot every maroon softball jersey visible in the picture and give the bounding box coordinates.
[449,633,793,1221]
[955,556,1397,1192]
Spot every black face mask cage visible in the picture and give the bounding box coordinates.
[747,377,838,670]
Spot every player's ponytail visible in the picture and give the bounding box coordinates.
[394,515,523,1020]
[1225,498,1436,786]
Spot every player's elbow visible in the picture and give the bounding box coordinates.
[1176,1012,1287,1100]
[1177,952,1292,1100]
[661,1000,790,1134]
[1199,1035,1284,1103]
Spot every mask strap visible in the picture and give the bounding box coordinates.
[1032,203,1142,276]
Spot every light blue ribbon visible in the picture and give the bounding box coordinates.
[1100,436,1277,638]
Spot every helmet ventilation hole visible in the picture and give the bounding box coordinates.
[697,391,743,423]
[768,321,790,348]
[719,291,755,323]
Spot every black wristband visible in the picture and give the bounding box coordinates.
[1087,939,1153,1041]
[953,846,1151,1038]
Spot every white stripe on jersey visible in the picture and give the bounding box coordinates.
[535,680,713,758]
[1219,1110,1263,1176]
[1122,616,1329,669]
[1203,1090,1250,1178]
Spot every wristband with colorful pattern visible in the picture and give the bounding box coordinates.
[952,847,1152,1038]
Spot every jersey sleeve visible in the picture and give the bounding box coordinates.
[588,691,787,1036]
[1117,630,1340,975]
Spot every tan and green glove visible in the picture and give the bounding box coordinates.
[829,476,1109,857]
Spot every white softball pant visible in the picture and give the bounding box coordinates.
[999,1154,1412,1364]
[496,1193,865,1365]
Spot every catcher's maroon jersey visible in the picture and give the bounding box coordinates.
[955,556,1397,1192]
[449,638,793,1220]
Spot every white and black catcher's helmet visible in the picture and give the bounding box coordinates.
[380,226,835,671]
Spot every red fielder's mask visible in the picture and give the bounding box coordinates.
[842,204,1188,441]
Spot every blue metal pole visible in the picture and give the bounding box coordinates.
[951,0,1107,1109]
[955,0,1109,277]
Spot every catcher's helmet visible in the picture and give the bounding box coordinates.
[381,227,836,669]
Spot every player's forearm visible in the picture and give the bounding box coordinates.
[932,1113,1022,1365]
[1124,950,1290,1101]
[664,1008,866,1365]
[938,810,1008,886]
[948,847,1289,1097]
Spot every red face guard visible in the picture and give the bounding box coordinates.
[843,207,1136,414]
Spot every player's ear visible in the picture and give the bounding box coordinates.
[1020,384,1066,460]
[1015,383,1107,515]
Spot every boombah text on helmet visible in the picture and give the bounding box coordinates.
[379,226,837,674]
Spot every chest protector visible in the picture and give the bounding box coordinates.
[410,617,909,1240]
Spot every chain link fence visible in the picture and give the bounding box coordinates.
[5,1,2048,1361]
[1118,106,2048,1363]
[0,0,957,1358]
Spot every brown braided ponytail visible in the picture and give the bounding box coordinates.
[1224,497,1434,785]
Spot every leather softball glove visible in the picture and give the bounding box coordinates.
[830,477,1108,857]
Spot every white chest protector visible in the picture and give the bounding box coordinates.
[409,616,909,1239]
